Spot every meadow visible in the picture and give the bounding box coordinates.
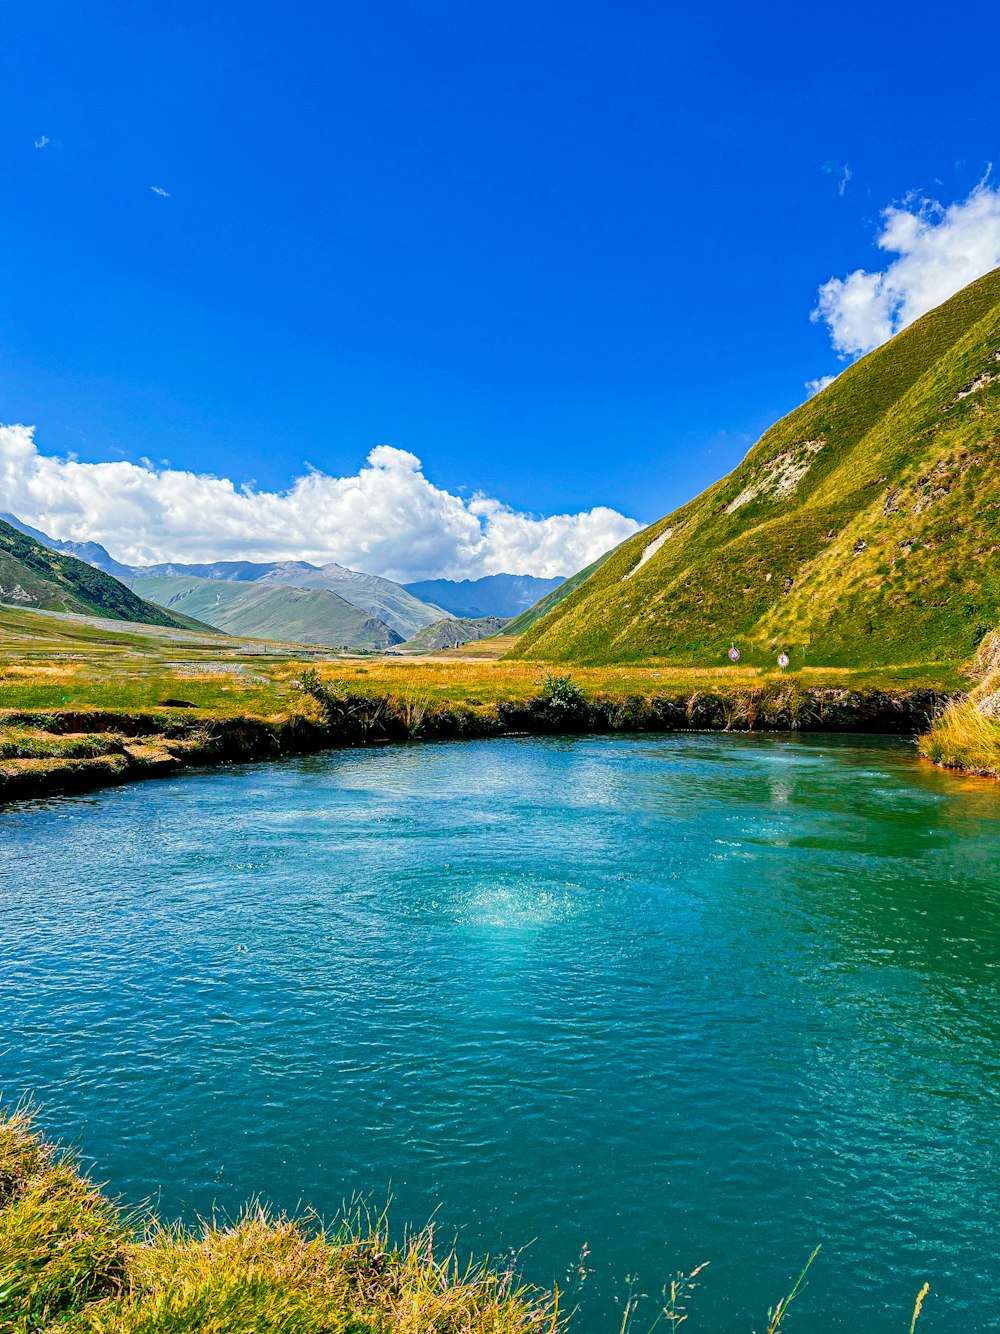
[0,605,968,802]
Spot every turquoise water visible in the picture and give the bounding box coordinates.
[2,734,999,1331]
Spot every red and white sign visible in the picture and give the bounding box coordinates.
[777,652,790,669]
[728,646,740,662]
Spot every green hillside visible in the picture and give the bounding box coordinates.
[510,267,1000,668]
[0,518,199,629]
[128,574,401,648]
[397,615,508,652]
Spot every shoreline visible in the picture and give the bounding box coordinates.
[0,685,950,806]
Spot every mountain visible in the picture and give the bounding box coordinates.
[131,560,442,640]
[125,575,401,648]
[5,513,447,643]
[397,616,508,652]
[403,574,563,619]
[0,518,201,629]
[509,267,1000,668]
[0,512,134,580]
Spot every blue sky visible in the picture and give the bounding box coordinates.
[2,0,1000,578]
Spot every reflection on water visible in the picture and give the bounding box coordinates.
[2,733,999,1333]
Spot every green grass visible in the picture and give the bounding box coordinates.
[2,602,963,722]
[0,602,970,799]
[509,267,1000,668]
[0,1109,128,1328]
[0,605,310,717]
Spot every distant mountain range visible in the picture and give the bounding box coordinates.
[0,513,548,649]
[124,574,401,648]
[129,560,442,641]
[404,573,561,619]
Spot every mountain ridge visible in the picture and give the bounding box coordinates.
[404,573,562,619]
[130,560,444,640]
[397,615,509,652]
[0,519,448,643]
[125,574,402,648]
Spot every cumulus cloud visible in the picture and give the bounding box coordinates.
[150,185,170,197]
[812,176,1000,357]
[33,135,50,149]
[0,424,640,582]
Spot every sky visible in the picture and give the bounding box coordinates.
[2,0,1000,580]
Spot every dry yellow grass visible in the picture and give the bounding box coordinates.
[919,694,1000,778]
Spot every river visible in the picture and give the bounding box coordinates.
[2,734,998,1331]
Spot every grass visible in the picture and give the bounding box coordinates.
[0,601,970,800]
[919,699,1000,776]
[0,1110,934,1333]
[0,1108,128,1327]
[0,602,965,717]
[510,267,1000,667]
[0,1109,558,1334]
[918,636,1000,776]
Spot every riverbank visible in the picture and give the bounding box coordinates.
[0,680,951,805]
[2,1107,937,1333]
[0,604,972,802]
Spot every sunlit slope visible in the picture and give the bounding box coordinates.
[510,268,1000,667]
[0,518,202,630]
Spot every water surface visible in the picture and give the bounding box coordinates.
[2,734,999,1331]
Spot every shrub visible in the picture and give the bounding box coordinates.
[537,672,586,713]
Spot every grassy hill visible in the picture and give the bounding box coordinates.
[504,549,618,636]
[397,615,508,652]
[0,518,202,630]
[509,267,1000,668]
[127,575,401,648]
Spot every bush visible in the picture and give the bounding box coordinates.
[537,672,586,713]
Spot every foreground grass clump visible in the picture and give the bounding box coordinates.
[0,1108,128,1327]
[919,635,1000,777]
[0,1110,558,1334]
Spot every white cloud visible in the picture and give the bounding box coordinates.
[0,425,640,582]
[812,175,1000,357]
[822,161,852,197]
[150,185,170,197]
[33,135,50,149]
